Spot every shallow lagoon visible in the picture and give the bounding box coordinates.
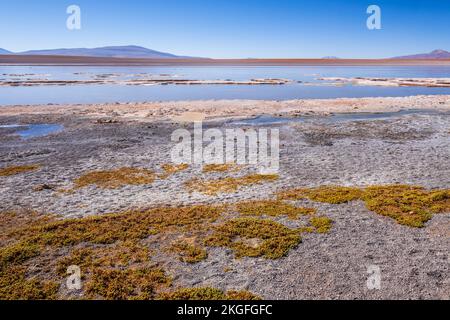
[2,65,450,105]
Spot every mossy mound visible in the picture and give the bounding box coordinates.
[160,164,189,179]
[0,266,59,300]
[0,164,40,177]
[158,287,261,300]
[186,174,278,195]
[278,185,363,204]
[278,184,449,228]
[205,218,301,259]
[236,200,316,220]
[85,267,171,300]
[169,240,208,264]
[202,164,241,173]
[0,205,223,300]
[309,216,333,233]
[363,185,450,228]
[73,167,156,189]
[9,205,222,248]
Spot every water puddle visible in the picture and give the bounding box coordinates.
[228,109,448,126]
[0,124,63,139]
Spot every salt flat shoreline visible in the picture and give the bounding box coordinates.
[1,95,450,122]
[0,95,449,300]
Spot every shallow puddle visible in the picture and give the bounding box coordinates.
[0,124,63,139]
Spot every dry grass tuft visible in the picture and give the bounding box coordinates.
[186,174,279,195]
[73,167,156,189]
[0,164,40,177]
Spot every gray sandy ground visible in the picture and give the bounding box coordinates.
[0,108,449,299]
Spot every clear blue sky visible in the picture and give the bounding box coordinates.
[0,0,449,58]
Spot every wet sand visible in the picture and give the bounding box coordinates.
[1,95,450,121]
[0,95,449,299]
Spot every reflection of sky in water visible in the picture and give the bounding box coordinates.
[1,65,450,105]
[0,124,63,139]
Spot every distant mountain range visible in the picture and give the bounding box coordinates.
[0,45,196,59]
[1,46,450,60]
[392,49,450,59]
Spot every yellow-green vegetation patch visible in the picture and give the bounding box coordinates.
[0,164,40,177]
[205,218,301,259]
[158,287,261,300]
[160,163,189,179]
[278,185,364,204]
[277,184,450,228]
[236,200,316,220]
[0,241,40,271]
[56,242,150,276]
[54,243,171,300]
[73,167,156,189]
[309,216,333,233]
[85,267,171,300]
[169,240,207,264]
[202,164,241,173]
[363,185,450,228]
[10,205,223,248]
[0,205,223,299]
[186,174,279,195]
[0,266,59,300]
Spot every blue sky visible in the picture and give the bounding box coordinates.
[0,0,449,58]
